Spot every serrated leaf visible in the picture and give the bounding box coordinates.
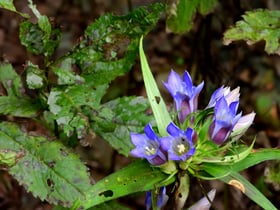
[166,0,218,33]
[139,37,171,136]
[0,122,92,207]
[70,3,164,86]
[92,96,152,156]
[51,58,85,85]
[0,63,40,117]
[72,160,176,209]
[48,84,107,138]
[224,9,280,55]
[0,0,29,18]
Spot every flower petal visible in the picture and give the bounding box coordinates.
[166,122,181,137]
[130,133,148,146]
[144,124,157,140]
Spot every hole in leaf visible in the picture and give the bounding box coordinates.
[47,178,55,191]
[48,161,56,168]
[155,96,161,104]
[99,190,113,197]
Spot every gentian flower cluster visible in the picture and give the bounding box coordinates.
[130,70,255,166]
[130,69,255,209]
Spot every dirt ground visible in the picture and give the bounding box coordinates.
[0,0,280,209]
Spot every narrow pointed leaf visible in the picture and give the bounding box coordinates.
[139,36,172,136]
[220,172,277,210]
[72,160,176,209]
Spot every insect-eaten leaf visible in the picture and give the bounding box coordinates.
[224,9,280,55]
[0,63,40,117]
[0,122,92,207]
[69,3,164,86]
[92,96,152,156]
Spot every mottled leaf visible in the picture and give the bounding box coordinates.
[26,62,46,89]
[0,63,40,117]
[47,84,107,138]
[166,0,218,33]
[70,3,164,86]
[0,122,92,207]
[92,96,152,156]
[51,58,85,85]
[224,9,280,55]
[19,21,61,56]
[28,0,51,37]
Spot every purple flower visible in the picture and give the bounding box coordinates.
[231,112,255,141]
[207,86,240,109]
[164,70,204,123]
[160,122,196,161]
[145,187,168,210]
[209,97,242,144]
[130,124,167,165]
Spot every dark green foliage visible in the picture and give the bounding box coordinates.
[73,160,176,209]
[224,9,280,55]
[166,0,218,33]
[0,122,92,207]
[70,3,164,85]
[20,21,61,56]
[93,96,152,156]
[0,64,40,117]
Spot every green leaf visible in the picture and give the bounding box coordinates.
[0,63,22,96]
[0,0,16,12]
[72,160,176,209]
[92,96,152,156]
[166,0,218,33]
[28,0,51,37]
[0,0,29,18]
[220,172,277,210]
[0,122,92,207]
[19,21,61,56]
[47,84,107,138]
[51,58,85,85]
[0,63,40,117]
[224,9,280,55]
[26,62,46,89]
[0,149,24,167]
[139,37,171,136]
[198,148,280,180]
[70,3,164,86]
[200,140,255,164]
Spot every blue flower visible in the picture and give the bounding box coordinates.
[160,122,196,161]
[145,187,168,210]
[164,70,204,123]
[208,96,242,144]
[130,124,167,165]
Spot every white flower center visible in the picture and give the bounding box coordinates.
[145,146,156,156]
[177,144,186,154]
